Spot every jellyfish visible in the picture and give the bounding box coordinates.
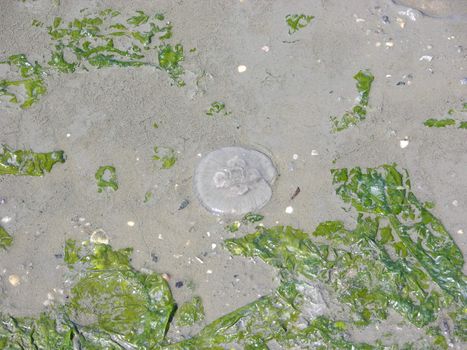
[194,147,277,215]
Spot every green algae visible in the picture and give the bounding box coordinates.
[286,14,314,34]
[1,241,175,349]
[95,165,118,192]
[0,145,65,176]
[153,146,177,169]
[423,104,467,129]
[158,44,185,87]
[206,101,230,116]
[0,226,13,250]
[174,296,205,327]
[424,119,457,127]
[226,213,264,232]
[224,164,466,347]
[1,165,465,348]
[0,54,47,109]
[331,70,374,132]
[1,9,186,109]
[164,281,374,349]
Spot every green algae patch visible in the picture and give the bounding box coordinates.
[424,118,456,127]
[331,70,374,132]
[67,242,175,348]
[0,226,13,250]
[2,8,187,110]
[225,213,264,233]
[0,54,47,109]
[164,281,373,349]
[158,44,185,86]
[0,145,65,176]
[0,312,75,349]
[1,241,176,349]
[286,14,314,34]
[175,296,205,327]
[223,164,466,347]
[153,146,177,169]
[206,101,230,116]
[46,9,174,72]
[95,165,118,192]
[423,104,467,129]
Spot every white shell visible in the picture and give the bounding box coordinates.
[194,147,277,215]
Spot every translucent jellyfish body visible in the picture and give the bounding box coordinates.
[194,147,277,215]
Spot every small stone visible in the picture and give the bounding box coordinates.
[311,150,319,156]
[285,206,294,214]
[261,45,270,52]
[400,138,409,149]
[8,275,20,287]
[419,55,433,62]
[460,78,467,85]
[127,221,135,227]
[292,154,299,160]
[237,65,247,73]
[175,281,183,288]
[1,217,11,224]
[382,15,390,23]
[206,270,213,274]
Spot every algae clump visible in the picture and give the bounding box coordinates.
[0,145,65,176]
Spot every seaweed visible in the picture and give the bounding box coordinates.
[0,54,47,109]
[223,164,466,346]
[95,165,118,192]
[0,226,13,250]
[1,8,185,110]
[153,146,177,169]
[331,70,374,132]
[424,119,456,128]
[158,44,185,86]
[423,104,467,129]
[174,296,205,327]
[206,102,230,116]
[285,14,314,35]
[0,145,65,176]
[1,241,175,349]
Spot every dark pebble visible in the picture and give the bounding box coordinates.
[151,253,159,262]
[175,281,183,288]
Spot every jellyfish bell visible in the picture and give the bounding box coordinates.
[194,146,277,215]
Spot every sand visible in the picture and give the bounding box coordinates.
[0,0,466,346]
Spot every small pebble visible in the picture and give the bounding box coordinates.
[311,150,319,156]
[452,200,458,207]
[66,133,71,138]
[460,78,467,85]
[292,154,299,160]
[457,229,464,235]
[285,206,294,214]
[175,281,183,288]
[237,65,247,73]
[419,55,433,62]
[382,15,390,24]
[127,221,135,227]
[206,270,213,274]
[211,243,217,250]
[8,275,20,287]
[385,41,394,47]
[1,217,11,224]
[261,45,270,52]
[400,138,409,149]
